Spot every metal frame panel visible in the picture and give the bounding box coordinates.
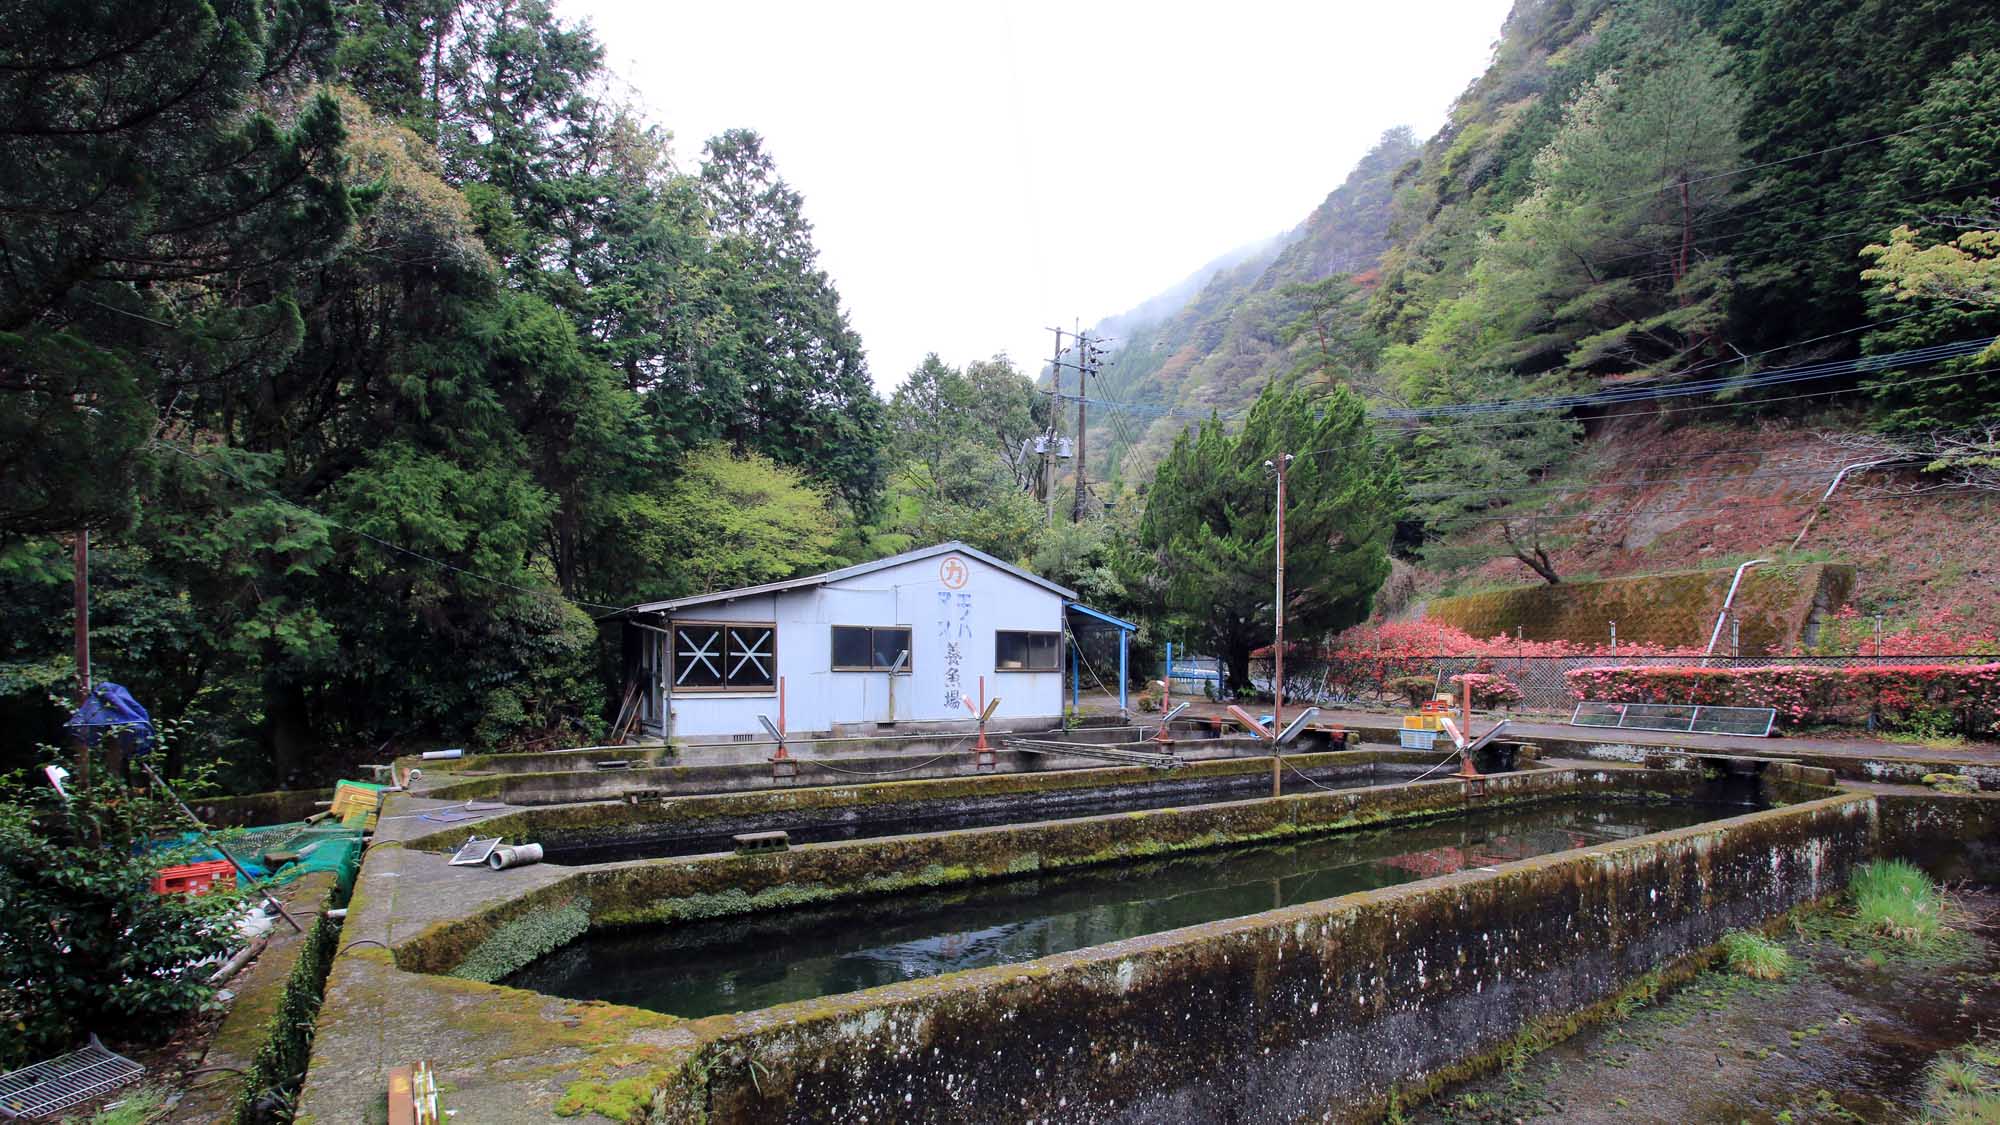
[1569,701,1776,737]
[0,1036,143,1119]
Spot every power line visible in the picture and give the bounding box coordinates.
[1403,462,1844,501]
[1438,484,1988,525]
[1371,363,1979,435]
[153,440,628,612]
[1378,335,1995,420]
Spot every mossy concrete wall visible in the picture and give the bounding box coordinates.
[419,739,1277,807]
[167,871,342,1123]
[395,768,1725,982]
[657,792,1871,1122]
[1875,791,2000,883]
[297,769,1863,1122]
[401,749,1444,857]
[1425,563,1855,651]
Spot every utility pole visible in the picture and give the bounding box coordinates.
[1266,452,1292,798]
[73,528,91,785]
[74,531,90,704]
[1072,327,1090,523]
[1045,327,1066,528]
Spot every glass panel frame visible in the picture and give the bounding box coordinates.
[830,625,913,672]
[995,630,1061,672]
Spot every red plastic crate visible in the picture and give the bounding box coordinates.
[151,859,236,895]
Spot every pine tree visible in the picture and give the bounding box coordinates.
[1134,381,1399,693]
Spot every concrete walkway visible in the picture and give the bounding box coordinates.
[1086,694,2000,769]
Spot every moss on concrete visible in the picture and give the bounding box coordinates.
[397,767,1721,978]
[448,896,593,983]
[1426,563,1853,650]
[401,750,1415,854]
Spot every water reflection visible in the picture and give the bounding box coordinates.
[506,799,1733,1019]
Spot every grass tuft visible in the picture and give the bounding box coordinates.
[1920,1034,2000,1124]
[1851,859,1948,946]
[64,1088,166,1125]
[1720,930,1792,980]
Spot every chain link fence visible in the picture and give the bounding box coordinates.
[1249,653,2000,714]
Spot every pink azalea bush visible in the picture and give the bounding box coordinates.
[1797,606,2000,658]
[1447,672,1525,710]
[1564,662,2000,735]
[1254,621,1701,702]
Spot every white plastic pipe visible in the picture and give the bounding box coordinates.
[486,842,545,870]
[1703,559,1771,663]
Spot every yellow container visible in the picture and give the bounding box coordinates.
[329,780,383,830]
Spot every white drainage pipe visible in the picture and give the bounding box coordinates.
[487,842,545,870]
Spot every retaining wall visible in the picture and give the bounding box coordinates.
[301,767,1864,1123]
[416,731,1340,807]
[400,749,1449,858]
[657,790,1871,1122]
[1424,563,1854,651]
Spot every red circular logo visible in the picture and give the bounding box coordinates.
[939,556,969,589]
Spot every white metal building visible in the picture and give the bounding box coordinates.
[617,542,1108,740]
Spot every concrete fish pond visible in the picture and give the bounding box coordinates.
[402,749,1461,865]
[292,756,1898,1122]
[502,799,1739,1019]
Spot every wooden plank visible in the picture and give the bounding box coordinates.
[387,1065,415,1125]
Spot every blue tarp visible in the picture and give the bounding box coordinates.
[64,682,156,757]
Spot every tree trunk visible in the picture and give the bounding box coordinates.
[1223,636,1255,699]
[1516,547,1562,585]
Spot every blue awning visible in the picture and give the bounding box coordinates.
[1064,602,1137,632]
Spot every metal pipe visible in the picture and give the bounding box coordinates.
[1791,458,1900,552]
[208,937,269,986]
[1703,558,1771,663]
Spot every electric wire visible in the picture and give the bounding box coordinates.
[1439,484,1987,524]
[1402,462,1850,500]
[1063,328,1991,427]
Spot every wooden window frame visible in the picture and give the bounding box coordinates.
[670,619,777,694]
[994,629,1061,673]
[830,624,915,673]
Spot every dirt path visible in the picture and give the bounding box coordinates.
[1412,892,2000,1124]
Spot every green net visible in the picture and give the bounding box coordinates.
[197,822,364,891]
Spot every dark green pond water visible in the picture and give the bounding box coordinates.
[503,799,1740,1019]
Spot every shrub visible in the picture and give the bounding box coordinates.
[1387,675,1438,707]
[1719,931,1791,980]
[1447,673,1524,710]
[1563,662,2000,734]
[0,764,245,1067]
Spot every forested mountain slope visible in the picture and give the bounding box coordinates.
[1075,129,1417,479]
[1080,0,2000,610]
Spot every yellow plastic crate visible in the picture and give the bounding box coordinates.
[329,781,383,830]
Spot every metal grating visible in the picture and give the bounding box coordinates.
[447,835,503,866]
[1002,738,1182,769]
[1569,701,1776,737]
[0,1036,143,1120]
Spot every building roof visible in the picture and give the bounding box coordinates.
[617,541,1077,616]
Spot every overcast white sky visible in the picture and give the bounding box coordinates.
[564,0,1513,391]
